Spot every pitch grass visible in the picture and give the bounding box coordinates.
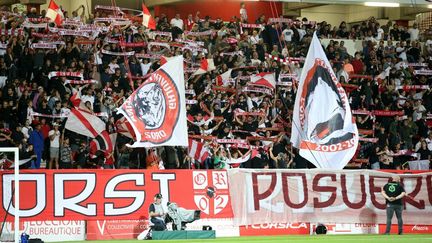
[55,234,432,243]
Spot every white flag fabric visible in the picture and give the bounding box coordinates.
[249,72,276,89]
[65,108,106,138]
[192,59,216,76]
[375,67,391,81]
[216,69,233,86]
[291,33,359,169]
[117,55,188,147]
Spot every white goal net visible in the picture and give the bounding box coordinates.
[0,148,20,243]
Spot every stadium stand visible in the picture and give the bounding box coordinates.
[0,2,431,171]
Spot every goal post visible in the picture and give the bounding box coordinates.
[0,147,20,243]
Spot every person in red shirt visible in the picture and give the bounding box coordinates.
[40,118,51,139]
[185,14,194,31]
[351,52,364,74]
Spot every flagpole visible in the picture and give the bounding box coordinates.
[279,89,321,167]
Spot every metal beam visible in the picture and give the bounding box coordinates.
[284,2,326,10]
[145,0,186,7]
[0,0,19,6]
[20,0,46,4]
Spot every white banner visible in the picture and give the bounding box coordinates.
[291,33,359,169]
[117,55,188,147]
[228,169,432,227]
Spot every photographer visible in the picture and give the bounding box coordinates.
[149,193,167,231]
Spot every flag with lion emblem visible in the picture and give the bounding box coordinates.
[291,33,358,169]
[117,55,188,147]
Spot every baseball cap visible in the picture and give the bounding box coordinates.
[155,193,162,199]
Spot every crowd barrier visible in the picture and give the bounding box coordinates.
[0,169,431,241]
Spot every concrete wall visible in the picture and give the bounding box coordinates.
[40,0,90,17]
[347,5,381,23]
[301,5,348,27]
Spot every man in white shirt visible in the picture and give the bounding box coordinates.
[376,23,384,41]
[240,2,247,23]
[48,123,61,169]
[413,99,426,121]
[425,132,432,151]
[298,25,306,41]
[108,58,119,74]
[249,30,261,45]
[81,88,95,110]
[170,14,184,30]
[408,23,419,41]
[71,5,85,22]
[282,28,294,42]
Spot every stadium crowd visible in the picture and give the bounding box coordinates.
[0,3,431,170]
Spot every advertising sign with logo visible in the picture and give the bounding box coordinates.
[378,224,432,234]
[3,221,85,242]
[0,170,233,221]
[240,222,310,236]
[87,220,147,240]
[192,171,229,215]
[310,223,379,235]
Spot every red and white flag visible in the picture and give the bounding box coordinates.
[216,69,233,86]
[65,108,106,138]
[142,3,156,30]
[160,56,174,65]
[45,0,64,26]
[249,72,276,89]
[291,33,358,169]
[117,55,188,147]
[115,116,135,139]
[375,67,391,81]
[89,131,115,157]
[193,58,216,76]
[188,139,210,162]
[69,88,82,107]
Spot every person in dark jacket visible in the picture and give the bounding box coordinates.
[381,175,406,235]
[28,123,44,168]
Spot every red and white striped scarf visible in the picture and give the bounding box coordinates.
[31,43,57,49]
[65,79,98,85]
[48,71,83,80]
[101,49,135,56]
[184,30,213,36]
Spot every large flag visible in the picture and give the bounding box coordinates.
[188,139,210,162]
[115,116,135,139]
[89,131,116,158]
[65,108,106,138]
[375,67,391,81]
[216,69,233,86]
[142,3,156,30]
[249,72,276,89]
[291,33,358,169]
[193,58,216,76]
[117,55,188,147]
[45,0,64,26]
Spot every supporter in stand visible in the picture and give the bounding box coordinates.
[0,5,430,170]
